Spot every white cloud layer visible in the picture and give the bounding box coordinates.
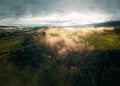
[0,12,114,26]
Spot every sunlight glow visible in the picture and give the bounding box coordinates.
[21,12,110,26]
[1,12,111,26]
[34,27,114,58]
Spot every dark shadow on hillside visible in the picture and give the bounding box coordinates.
[0,48,119,86]
[113,27,120,34]
[103,27,120,35]
[7,34,56,69]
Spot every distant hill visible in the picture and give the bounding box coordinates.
[91,21,120,27]
[74,21,120,27]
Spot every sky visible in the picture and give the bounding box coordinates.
[0,0,120,26]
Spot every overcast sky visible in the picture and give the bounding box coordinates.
[0,0,120,26]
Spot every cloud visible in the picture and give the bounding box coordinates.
[0,12,112,26]
[0,0,120,25]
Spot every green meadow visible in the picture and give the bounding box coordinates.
[0,27,120,86]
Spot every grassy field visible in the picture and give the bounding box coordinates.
[0,37,23,52]
[34,27,120,54]
[86,29,120,50]
[0,27,120,86]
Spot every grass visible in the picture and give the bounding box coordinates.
[0,27,120,86]
[35,27,120,55]
[0,36,25,52]
[86,29,120,50]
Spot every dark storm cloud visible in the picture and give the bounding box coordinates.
[0,0,120,24]
[0,0,60,18]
